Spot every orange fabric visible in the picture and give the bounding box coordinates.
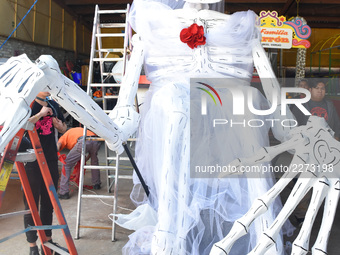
[58,152,92,189]
[93,90,102,98]
[58,127,97,151]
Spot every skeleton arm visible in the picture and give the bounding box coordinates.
[50,34,145,152]
[0,34,144,154]
[108,34,144,142]
[252,39,296,142]
[0,54,125,153]
[30,55,126,153]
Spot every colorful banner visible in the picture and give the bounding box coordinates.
[259,11,311,49]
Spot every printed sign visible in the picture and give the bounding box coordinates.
[261,27,292,49]
[259,11,311,49]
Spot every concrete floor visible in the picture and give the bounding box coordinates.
[0,147,340,254]
[0,177,135,255]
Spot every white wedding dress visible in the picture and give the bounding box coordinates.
[121,0,294,254]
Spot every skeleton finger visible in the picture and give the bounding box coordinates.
[211,154,306,255]
[312,179,340,255]
[219,132,306,177]
[291,177,329,255]
[248,169,317,254]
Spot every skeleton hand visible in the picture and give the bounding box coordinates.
[210,116,340,255]
[109,106,140,142]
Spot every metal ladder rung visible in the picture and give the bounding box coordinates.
[100,23,126,28]
[106,157,118,161]
[98,10,127,14]
[0,210,30,219]
[96,49,125,53]
[79,225,112,230]
[43,242,69,255]
[93,57,123,61]
[103,95,119,99]
[119,157,132,160]
[108,175,132,180]
[103,72,122,76]
[96,33,125,37]
[84,165,116,170]
[102,72,112,76]
[90,83,121,87]
[81,194,115,199]
[107,156,133,161]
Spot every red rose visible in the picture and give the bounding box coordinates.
[180,23,206,49]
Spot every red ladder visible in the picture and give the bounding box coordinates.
[0,127,78,255]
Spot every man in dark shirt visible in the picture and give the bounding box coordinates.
[292,80,340,140]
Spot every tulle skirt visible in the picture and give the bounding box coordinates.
[123,77,294,255]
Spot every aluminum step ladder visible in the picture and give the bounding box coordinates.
[75,4,134,242]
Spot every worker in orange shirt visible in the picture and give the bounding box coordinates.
[57,127,101,199]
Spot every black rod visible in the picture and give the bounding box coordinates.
[123,143,150,197]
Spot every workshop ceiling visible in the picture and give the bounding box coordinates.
[54,0,340,30]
